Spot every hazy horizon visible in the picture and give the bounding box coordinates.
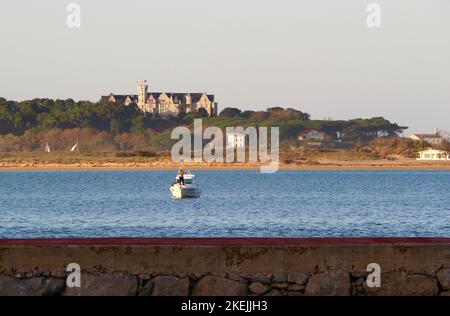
[1,0,449,134]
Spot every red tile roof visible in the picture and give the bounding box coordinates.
[299,129,325,135]
[411,134,442,139]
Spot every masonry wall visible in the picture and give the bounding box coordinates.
[0,238,449,296]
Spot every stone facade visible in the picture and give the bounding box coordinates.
[103,80,218,118]
[1,270,449,296]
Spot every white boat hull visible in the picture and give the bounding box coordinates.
[170,185,200,199]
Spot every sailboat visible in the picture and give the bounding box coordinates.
[70,141,79,152]
[45,143,51,153]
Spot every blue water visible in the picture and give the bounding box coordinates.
[0,170,449,238]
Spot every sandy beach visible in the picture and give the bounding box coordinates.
[1,159,449,171]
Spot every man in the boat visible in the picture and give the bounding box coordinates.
[177,167,185,185]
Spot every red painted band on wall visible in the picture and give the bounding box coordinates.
[0,237,449,246]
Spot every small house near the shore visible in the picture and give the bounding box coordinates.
[409,130,444,146]
[417,149,449,161]
[298,130,330,142]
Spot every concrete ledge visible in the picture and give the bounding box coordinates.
[0,238,449,296]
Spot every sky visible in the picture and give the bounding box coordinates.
[0,0,449,134]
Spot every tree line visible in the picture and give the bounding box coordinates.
[0,97,407,142]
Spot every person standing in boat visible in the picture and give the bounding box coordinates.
[177,167,185,185]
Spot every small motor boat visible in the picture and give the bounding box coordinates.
[170,173,200,198]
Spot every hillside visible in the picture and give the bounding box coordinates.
[0,98,407,153]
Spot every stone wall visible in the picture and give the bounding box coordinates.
[0,238,449,296]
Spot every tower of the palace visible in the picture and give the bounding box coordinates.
[137,80,148,109]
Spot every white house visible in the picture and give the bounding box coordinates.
[298,130,329,142]
[227,133,246,148]
[409,130,444,146]
[417,149,449,161]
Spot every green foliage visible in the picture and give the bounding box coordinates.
[412,140,431,152]
[0,98,181,136]
[130,116,146,134]
[197,107,209,118]
[241,110,254,118]
[0,97,407,143]
[183,108,210,121]
[219,107,242,117]
[148,131,174,151]
[201,115,406,141]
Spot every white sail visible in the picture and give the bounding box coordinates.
[45,143,51,153]
[70,142,79,152]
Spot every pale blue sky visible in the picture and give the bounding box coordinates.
[0,0,449,134]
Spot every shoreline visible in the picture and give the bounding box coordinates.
[1,162,450,171]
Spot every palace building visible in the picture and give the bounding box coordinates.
[102,80,218,117]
